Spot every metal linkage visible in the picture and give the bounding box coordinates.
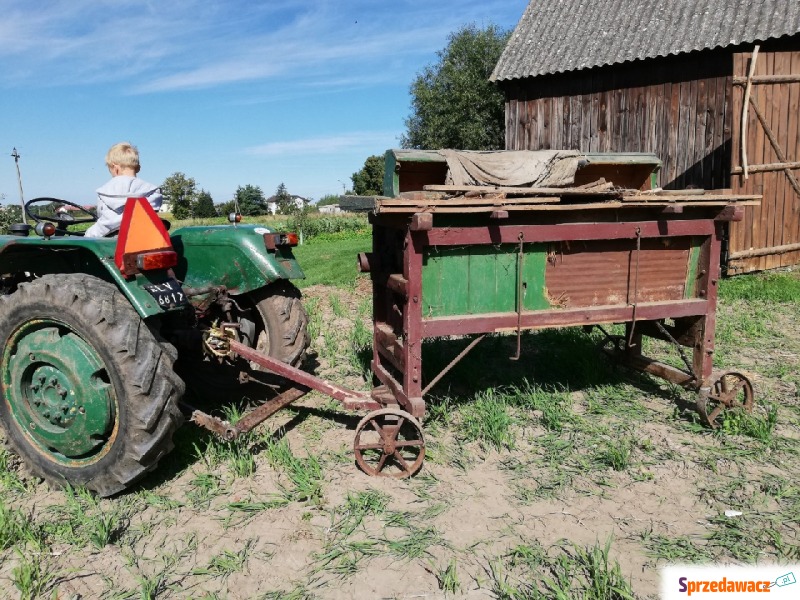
[654,320,696,378]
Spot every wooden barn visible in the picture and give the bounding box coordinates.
[491,0,800,273]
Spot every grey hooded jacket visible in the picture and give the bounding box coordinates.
[84,176,163,238]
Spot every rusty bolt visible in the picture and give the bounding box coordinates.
[28,353,36,361]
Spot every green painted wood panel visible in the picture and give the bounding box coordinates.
[422,244,551,317]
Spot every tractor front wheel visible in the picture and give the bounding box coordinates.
[0,274,184,496]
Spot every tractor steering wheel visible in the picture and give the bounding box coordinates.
[25,198,98,236]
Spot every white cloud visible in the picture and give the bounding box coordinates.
[0,0,525,92]
[245,131,399,157]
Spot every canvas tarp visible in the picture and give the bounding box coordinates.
[439,149,582,188]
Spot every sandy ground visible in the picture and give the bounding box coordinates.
[0,280,797,599]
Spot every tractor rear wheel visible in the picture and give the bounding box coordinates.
[0,274,184,496]
[241,280,310,368]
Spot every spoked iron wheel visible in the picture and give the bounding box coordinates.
[353,408,425,479]
[696,371,754,429]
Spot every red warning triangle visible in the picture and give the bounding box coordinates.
[114,198,172,275]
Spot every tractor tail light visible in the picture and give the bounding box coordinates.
[35,222,57,238]
[263,232,299,250]
[136,250,178,271]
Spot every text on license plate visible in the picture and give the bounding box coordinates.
[143,279,188,308]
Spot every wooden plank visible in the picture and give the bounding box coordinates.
[656,79,670,188]
[647,80,660,177]
[732,161,800,174]
[598,87,608,152]
[376,200,759,214]
[667,79,681,185]
[682,77,694,186]
[617,79,627,150]
[421,184,618,196]
[570,84,582,151]
[770,51,791,269]
[380,196,561,207]
[751,51,767,269]
[784,51,800,267]
[624,194,761,202]
[729,242,800,260]
[733,74,800,84]
[555,93,565,149]
[682,77,698,187]
[705,73,718,190]
[581,85,592,152]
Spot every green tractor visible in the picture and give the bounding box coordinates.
[0,198,309,496]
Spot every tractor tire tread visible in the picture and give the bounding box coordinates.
[0,274,185,496]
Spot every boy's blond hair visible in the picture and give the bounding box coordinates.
[105,142,141,174]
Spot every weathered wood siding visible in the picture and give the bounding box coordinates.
[501,43,800,272]
[730,50,800,272]
[502,52,733,191]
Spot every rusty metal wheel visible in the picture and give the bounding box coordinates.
[696,371,754,429]
[353,408,425,479]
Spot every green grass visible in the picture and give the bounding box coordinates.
[264,439,324,505]
[292,233,370,288]
[192,539,255,579]
[490,539,635,600]
[719,271,800,303]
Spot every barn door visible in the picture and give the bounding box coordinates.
[730,48,800,273]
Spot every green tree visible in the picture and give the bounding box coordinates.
[401,23,510,150]
[0,205,23,234]
[316,194,340,207]
[274,183,294,215]
[161,172,197,219]
[193,189,216,218]
[235,184,268,216]
[216,199,237,217]
[351,155,385,196]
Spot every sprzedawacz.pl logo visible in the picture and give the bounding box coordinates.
[678,577,771,595]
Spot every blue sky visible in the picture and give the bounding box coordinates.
[0,0,527,206]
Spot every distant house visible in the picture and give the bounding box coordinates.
[265,195,308,215]
[491,0,800,273]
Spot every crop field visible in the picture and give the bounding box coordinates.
[0,232,798,599]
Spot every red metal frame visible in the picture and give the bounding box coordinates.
[369,209,731,418]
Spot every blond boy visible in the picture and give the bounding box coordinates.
[84,142,163,237]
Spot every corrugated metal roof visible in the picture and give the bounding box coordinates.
[491,0,800,81]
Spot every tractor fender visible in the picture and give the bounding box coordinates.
[170,225,305,296]
[0,236,176,319]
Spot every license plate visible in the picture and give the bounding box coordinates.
[143,278,188,308]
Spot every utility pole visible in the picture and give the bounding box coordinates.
[11,148,27,224]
